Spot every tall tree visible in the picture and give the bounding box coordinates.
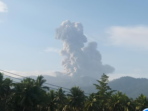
[55,88,67,111]
[108,91,134,111]
[0,72,13,111]
[84,93,100,111]
[12,78,40,111]
[46,90,57,111]
[36,75,49,91]
[135,94,148,111]
[67,86,86,111]
[94,73,115,111]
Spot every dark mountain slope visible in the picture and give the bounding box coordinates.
[109,76,148,98]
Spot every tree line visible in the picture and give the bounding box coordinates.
[0,72,148,111]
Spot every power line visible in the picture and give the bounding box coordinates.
[0,69,90,95]
[8,80,70,94]
[3,74,71,94]
[0,69,70,90]
[3,73,22,81]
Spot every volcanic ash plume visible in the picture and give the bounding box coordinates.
[55,20,115,78]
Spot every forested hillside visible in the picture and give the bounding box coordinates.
[109,76,148,98]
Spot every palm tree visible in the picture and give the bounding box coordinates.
[67,86,86,111]
[12,78,40,111]
[120,93,134,111]
[108,91,135,111]
[0,72,13,111]
[45,90,57,111]
[0,72,5,100]
[2,78,13,111]
[135,94,148,111]
[55,88,67,111]
[36,75,49,91]
[84,93,100,111]
[108,92,122,111]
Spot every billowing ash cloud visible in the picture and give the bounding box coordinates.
[55,20,115,78]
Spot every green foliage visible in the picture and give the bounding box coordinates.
[0,72,148,111]
[93,73,115,111]
[67,86,86,111]
[135,94,148,111]
[84,93,100,111]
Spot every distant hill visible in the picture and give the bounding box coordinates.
[29,75,148,98]
[109,76,148,98]
[81,76,148,98]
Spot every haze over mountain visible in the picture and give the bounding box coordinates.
[27,75,148,99]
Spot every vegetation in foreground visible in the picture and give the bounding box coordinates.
[0,72,148,111]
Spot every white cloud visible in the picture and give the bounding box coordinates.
[107,26,148,49]
[45,47,60,53]
[0,1,8,13]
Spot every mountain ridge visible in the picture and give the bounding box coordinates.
[29,75,148,98]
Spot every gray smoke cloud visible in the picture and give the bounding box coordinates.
[55,20,115,78]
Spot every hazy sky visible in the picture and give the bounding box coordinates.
[1,0,148,80]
